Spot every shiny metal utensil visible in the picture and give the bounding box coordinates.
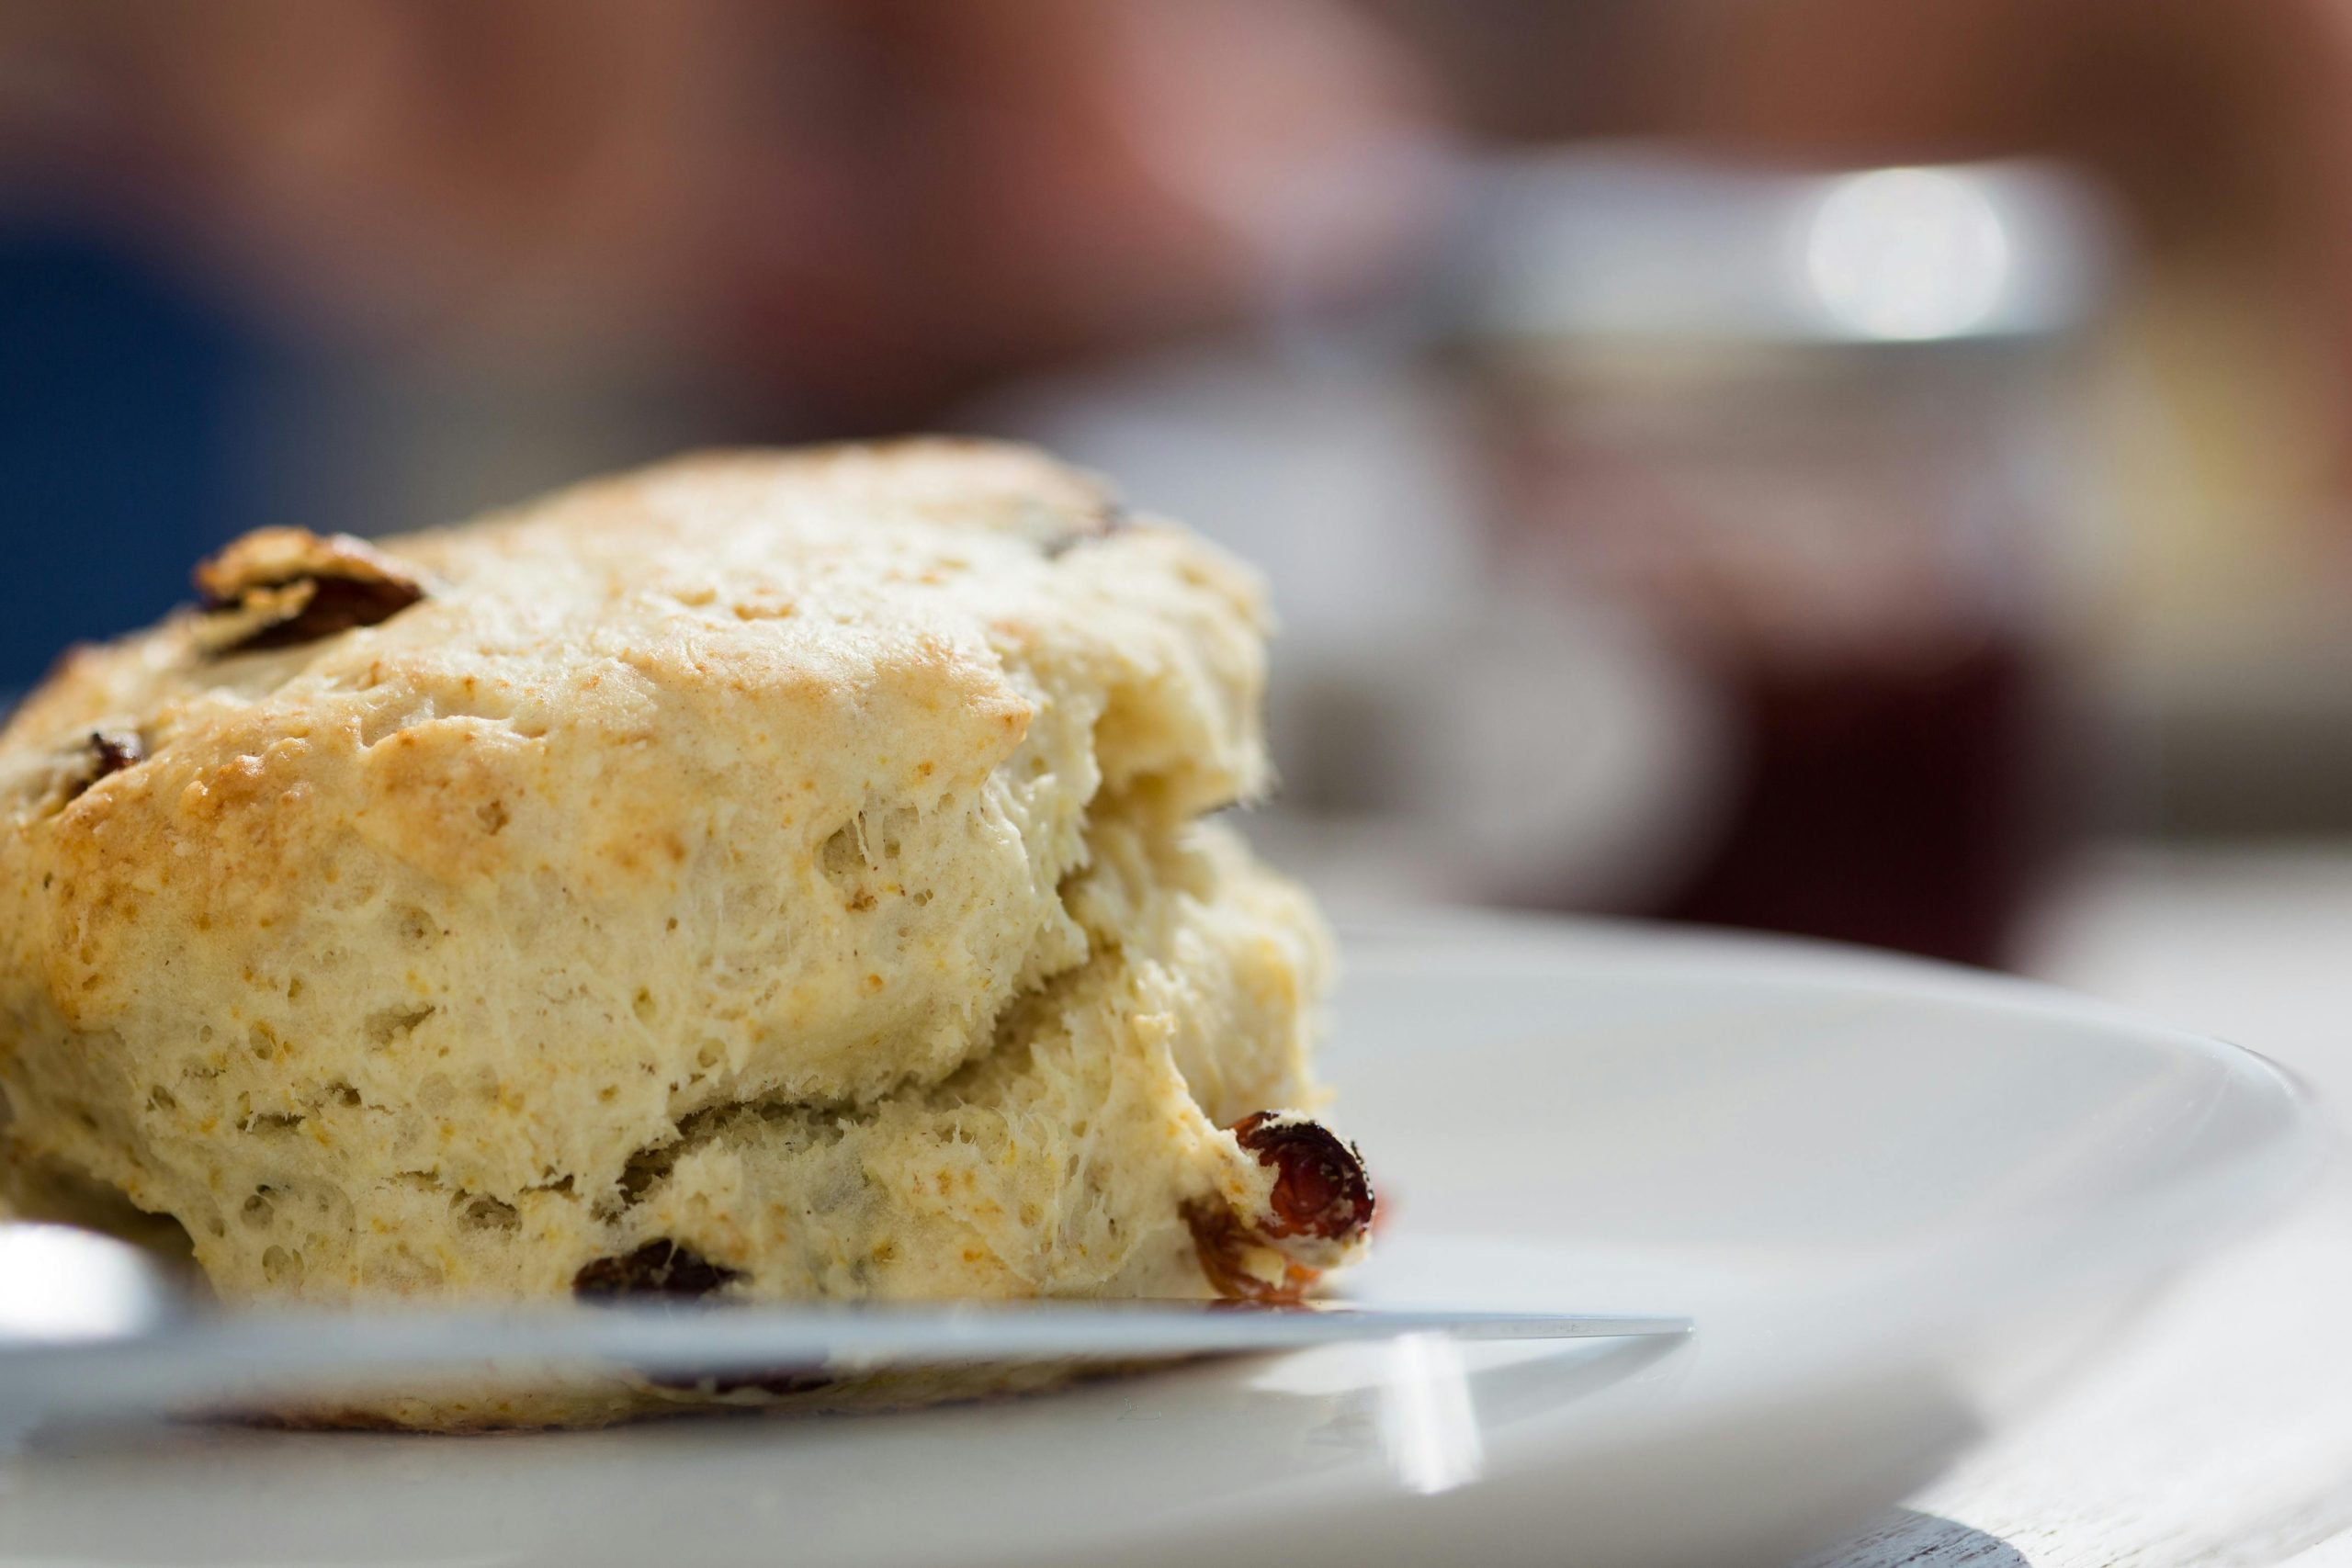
[0,1224,1690,1421]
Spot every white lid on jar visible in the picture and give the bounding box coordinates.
[1450,145,2116,351]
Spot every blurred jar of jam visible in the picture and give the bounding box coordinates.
[1447,152,2115,966]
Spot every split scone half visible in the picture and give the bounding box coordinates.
[0,441,1371,1428]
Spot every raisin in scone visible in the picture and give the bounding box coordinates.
[0,440,1370,1428]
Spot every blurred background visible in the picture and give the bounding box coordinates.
[6,0,2352,970]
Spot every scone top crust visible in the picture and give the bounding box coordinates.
[0,441,1271,1239]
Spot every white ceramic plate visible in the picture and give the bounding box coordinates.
[0,914,2319,1568]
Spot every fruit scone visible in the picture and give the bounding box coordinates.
[0,440,1372,1428]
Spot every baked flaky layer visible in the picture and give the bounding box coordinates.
[211,821,1336,1429]
[8,816,1330,1305]
[4,813,1350,1429]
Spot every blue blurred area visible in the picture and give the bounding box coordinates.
[0,226,261,694]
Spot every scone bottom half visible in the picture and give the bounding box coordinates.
[0,441,1373,1425]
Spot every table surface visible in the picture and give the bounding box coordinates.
[1811,845,2352,1568]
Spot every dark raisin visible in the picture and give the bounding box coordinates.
[227,575,425,651]
[1231,1111,1375,1244]
[195,527,425,655]
[1182,1197,1317,1305]
[572,1239,742,1301]
[63,728,144,803]
[89,728,143,777]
